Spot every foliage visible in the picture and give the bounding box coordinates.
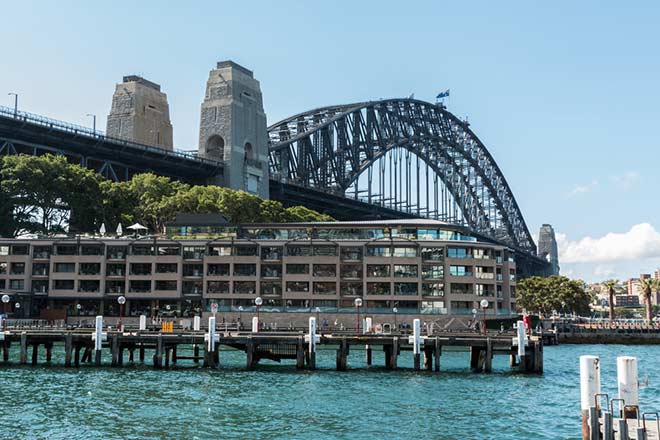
[638,278,660,322]
[516,275,593,316]
[0,155,334,237]
[601,279,619,321]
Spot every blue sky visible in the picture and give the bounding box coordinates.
[2,1,659,282]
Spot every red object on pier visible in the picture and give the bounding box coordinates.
[523,315,532,335]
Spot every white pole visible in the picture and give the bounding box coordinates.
[365,317,372,334]
[252,316,259,333]
[580,355,601,411]
[309,317,317,353]
[193,316,201,331]
[617,356,639,408]
[517,320,526,357]
[139,315,146,331]
[94,315,103,351]
[412,318,421,355]
[208,316,216,352]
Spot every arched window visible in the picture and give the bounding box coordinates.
[244,142,254,161]
[206,135,224,157]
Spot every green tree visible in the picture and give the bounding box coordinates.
[601,279,619,322]
[639,277,655,322]
[517,275,592,316]
[284,205,334,222]
[126,173,188,232]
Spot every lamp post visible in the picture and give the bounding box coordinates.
[315,306,321,324]
[354,298,363,334]
[76,303,82,327]
[86,113,97,133]
[255,297,263,332]
[393,306,398,331]
[14,302,20,319]
[480,299,489,335]
[8,93,18,117]
[117,296,126,331]
[238,305,243,329]
[2,294,10,330]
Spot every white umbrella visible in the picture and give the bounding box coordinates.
[99,223,106,236]
[127,223,148,231]
[116,223,123,236]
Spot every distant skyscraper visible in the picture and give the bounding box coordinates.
[538,224,560,275]
[106,75,173,149]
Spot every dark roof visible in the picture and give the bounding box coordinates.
[167,213,229,227]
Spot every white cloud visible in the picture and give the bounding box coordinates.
[613,171,639,191]
[557,223,660,264]
[567,180,598,197]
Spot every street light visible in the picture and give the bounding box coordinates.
[255,297,263,332]
[480,299,489,335]
[393,306,398,331]
[354,298,363,334]
[238,305,244,328]
[86,113,97,133]
[7,93,18,117]
[117,296,126,331]
[2,294,10,330]
[315,306,321,324]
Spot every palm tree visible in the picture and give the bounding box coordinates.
[602,279,618,322]
[638,277,655,322]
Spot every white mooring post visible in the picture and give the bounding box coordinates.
[617,356,639,418]
[408,318,422,370]
[305,317,320,369]
[204,316,220,367]
[580,355,601,440]
[364,317,372,334]
[139,315,146,331]
[91,315,107,365]
[516,320,526,358]
[252,316,259,333]
[193,316,201,331]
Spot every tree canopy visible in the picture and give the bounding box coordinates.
[516,275,593,316]
[0,154,334,236]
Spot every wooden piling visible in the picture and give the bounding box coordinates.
[424,345,433,371]
[336,337,348,371]
[366,345,372,366]
[193,345,199,364]
[171,346,177,365]
[153,335,163,369]
[484,338,493,373]
[434,338,441,372]
[246,338,256,370]
[20,332,27,364]
[111,336,119,367]
[165,347,171,369]
[64,334,73,367]
[2,341,9,363]
[139,344,145,363]
[296,336,305,370]
[390,337,398,369]
[31,344,38,365]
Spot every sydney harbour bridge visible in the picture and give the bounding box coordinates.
[0,91,549,277]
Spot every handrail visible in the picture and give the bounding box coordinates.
[0,105,222,167]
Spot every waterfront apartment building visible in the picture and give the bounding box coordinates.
[0,220,517,320]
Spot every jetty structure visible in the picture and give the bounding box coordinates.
[0,316,543,374]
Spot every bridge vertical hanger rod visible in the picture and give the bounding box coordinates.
[416,154,420,215]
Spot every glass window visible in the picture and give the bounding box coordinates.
[261,282,282,295]
[183,246,205,259]
[394,228,417,239]
[9,279,24,290]
[340,264,362,280]
[33,246,51,259]
[393,247,417,258]
[367,264,390,277]
[107,246,127,259]
[131,245,153,256]
[367,282,390,295]
[475,266,494,280]
[234,264,256,277]
[394,264,418,278]
[107,263,125,276]
[79,280,100,292]
[450,283,473,295]
[53,280,73,290]
[313,282,336,295]
[207,264,229,276]
[450,266,472,277]
[55,263,75,273]
[394,282,418,295]
[55,245,76,255]
[81,245,104,256]
[155,263,178,274]
[32,280,47,294]
[366,246,390,257]
[11,245,29,255]
[313,246,337,257]
[340,282,362,296]
[313,264,336,277]
[422,283,444,297]
[208,245,231,256]
[447,247,472,259]
[422,265,444,279]
[234,281,256,294]
[340,247,363,261]
[32,263,49,276]
[261,247,283,260]
[10,262,25,275]
[475,284,494,297]
[156,280,178,291]
[129,280,151,293]
[286,246,310,257]
[183,281,203,295]
[261,264,282,278]
[0,246,8,256]
[106,281,125,294]
[207,281,229,294]
[0,262,6,274]
[234,246,258,257]
[286,264,309,275]
[130,263,152,276]
[421,247,443,261]
[183,264,203,277]
[157,245,180,256]
[473,248,491,260]
[286,281,309,292]
[418,229,439,240]
[79,263,101,275]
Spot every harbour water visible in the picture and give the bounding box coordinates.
[0,344,658,439]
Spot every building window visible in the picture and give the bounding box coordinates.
[208,246,232,256]
[79,280,100,293]
[450,283,473,295]
[53,280,74,290]
[9,279,24,290]
[367,264,390,277]
[313,246,337,257]
[340,282,362,296]
[286,246,310,257]
[10,262,25,275]
[129,280,151,293]
[261,247,283,261]
[393,247,417,258]
[33,246,51,259]
[261,282,282,295]
[183,246,205,260]
[234,264,256,277]
[234,281,256,294]
[394,264,418,278]
[130,263,152,276]
[207,281,229,294]
[313,282,336,295]
[366,246,391,257]
[313,264,336,277]
[475,284,494,297]
[340,264,362,280]
[234,246,258,257]
[55,263,76,273]
[183,281,203,295]
[155,263,178,274]
[183,264,203,277]
[475,266,494,280]
[81,245,103,256]
[0,262,5,274]
[286,281,309,293]
[340,247,363,261]
[158,245,180,256]
[394,282,418,296]
[79,263,101,275]
[131,245,153,256]
[447,247,472,259]
[261,264,282,278]
[106,281,125,294]
[367,282,390,295]
[422,265,444,279]
[0,246,8,256]
[422,283,444,297]
[107,246,127,259]
[32,263,49,276]
[421,247,444,261]
[55,245,76,256]
[286,264,309,275]
[450,266,472,277]
[207,264,229,276]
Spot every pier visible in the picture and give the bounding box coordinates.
[0,317,543,373]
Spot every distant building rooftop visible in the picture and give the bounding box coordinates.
[216,60,253,78]
[122,75,161,92]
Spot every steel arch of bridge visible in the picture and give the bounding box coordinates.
[268,98,536,254]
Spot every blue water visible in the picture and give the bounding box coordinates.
[0,344,658,439]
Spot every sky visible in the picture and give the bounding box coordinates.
[1,1,659,282]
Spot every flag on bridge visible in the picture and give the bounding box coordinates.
[436,89,450,100]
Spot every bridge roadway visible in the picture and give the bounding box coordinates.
[0,327,543,374]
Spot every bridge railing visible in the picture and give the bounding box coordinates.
[0,105,221,167]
